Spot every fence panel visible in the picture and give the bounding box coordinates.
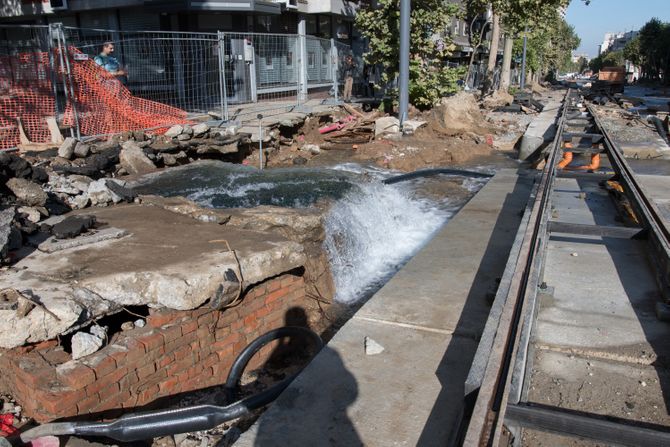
[0,25,60,149]
[0,24,353,144]
[61,27,221,115]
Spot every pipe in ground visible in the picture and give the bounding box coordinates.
[383,168,493,185]
[20,327,322,443]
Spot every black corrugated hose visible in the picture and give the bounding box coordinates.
[19,326,322,443]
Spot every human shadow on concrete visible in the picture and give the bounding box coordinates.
[415,170,535,446]
[249,306,363,446]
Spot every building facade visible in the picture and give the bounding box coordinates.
[0,0,356,43]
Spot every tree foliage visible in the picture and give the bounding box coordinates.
[635,18,670,82]
[355,0,464,109]
[589,50,624,72]
[511,15,580,77]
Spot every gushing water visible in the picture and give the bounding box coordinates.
[131,161,489,305]
[323,180,452,303]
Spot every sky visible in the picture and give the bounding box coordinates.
[565,0,670,58]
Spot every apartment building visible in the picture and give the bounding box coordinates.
[0,0,356,43]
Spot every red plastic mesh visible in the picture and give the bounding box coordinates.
[0,48,191,150]
[62,47,191,137]
[0,52,55,149]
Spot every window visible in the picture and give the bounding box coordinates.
[454,20,459,36]
[319,15,331,38]
[322,51,328,66]
[308,52,315,68]
[306,16,317,35]
[287,51,293,66]
[265,55,273,68]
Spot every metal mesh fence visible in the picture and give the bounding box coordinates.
[61,27,221,116]
[0,25,60,148]
[0,23,351,145]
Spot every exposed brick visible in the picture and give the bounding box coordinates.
[267,278,282,292]
[280,275,297,288]
[254,305,272,319]
[265,286,290,305]
[98,381,121,402]
[119,370,140,391]
[77,392,101,414]
[181,319,198,335]
[161,324,182,343]
[159,375,181,395]
[137,384,160,406]
[102,366,129,387]
[165,358,193,376]
[55,362,96,389]
[139,332,164,352]
[136,362,157,380]
[157,352,175,369]
[41,389,85,415]
[173,345,191,361]
[83,352,116,379]
[99,389,132,410]
[147,310,179,328]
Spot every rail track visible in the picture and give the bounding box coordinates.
[460,89,670,446]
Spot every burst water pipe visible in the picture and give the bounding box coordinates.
[19,326,322,444]
[382,168,493,185]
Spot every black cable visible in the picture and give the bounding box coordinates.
[20,326,323,443]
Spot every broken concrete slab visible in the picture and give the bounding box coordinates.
[0,207,19,261]
[0,204,306,348]
[37,227,129,253]
[374,116,400,137]
[6,178,48,207]
[119,141,156,175]
[58,138,77,159]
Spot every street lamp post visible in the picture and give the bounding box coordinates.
[398,0,410,127]
[520,26,528,89]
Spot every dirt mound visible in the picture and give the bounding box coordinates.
[351,126,494,172]
[431,92,492,135]
[531,82,548,94]
[480,89,514,109]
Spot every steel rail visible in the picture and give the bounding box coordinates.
[588,104,670,299]
[462,89,571,446]
[463,91,670,446]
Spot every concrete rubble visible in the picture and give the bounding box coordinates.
[0,203,308,349]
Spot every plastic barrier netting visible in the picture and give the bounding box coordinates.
[0,48,191,150]
[62,47,191,137]
[0,52,55,149]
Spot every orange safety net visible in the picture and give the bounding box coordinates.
[0,47,191,150]
[0,52,56,149]
[62,47,192,136]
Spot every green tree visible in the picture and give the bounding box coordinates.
[355,0,465,109]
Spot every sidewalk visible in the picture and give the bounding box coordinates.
[235,168,535,446]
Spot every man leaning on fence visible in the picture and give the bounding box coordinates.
[342,55,356,102]
[94,42,127,84]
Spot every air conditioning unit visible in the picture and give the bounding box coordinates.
[275,0,298,10]
[48,0,69,11]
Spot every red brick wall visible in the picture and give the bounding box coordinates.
[0,272,306,422]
